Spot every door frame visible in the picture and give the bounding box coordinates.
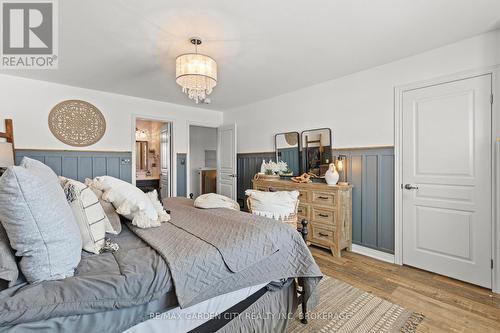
[186,120,220,198]
[394,65,500,292]
[131,114,175,195]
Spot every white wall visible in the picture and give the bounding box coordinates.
[0,74,223,193]
[189,125,217,198]
[0,74,223,152]
[224,29,500,153]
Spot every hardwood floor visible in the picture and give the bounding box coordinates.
[311,246,500,333]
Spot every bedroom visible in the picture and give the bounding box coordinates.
[0,1,499,332]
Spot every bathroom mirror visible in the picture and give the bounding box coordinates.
[275,132,300,176]
[301,128,332,177]
[135,141,148,171]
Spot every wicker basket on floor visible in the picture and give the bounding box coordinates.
[246,197,299,229]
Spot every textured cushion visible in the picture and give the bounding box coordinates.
[0,224,18,287]
[245,190,299,219]
[91,176,170,228]
[85,178,121,234]
[0,157,82,283]
[63,179,108,254]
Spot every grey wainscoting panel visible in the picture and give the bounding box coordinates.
[15,150,133,183]
[334,147,395,253]
[237,152,275,208]
[176,153,187,197]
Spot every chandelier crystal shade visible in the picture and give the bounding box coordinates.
[175,40,217,104]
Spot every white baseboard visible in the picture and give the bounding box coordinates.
[351,244,395,264]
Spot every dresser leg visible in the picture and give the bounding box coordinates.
[330,246,341,257]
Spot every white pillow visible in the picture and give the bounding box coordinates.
[194,193,240,211]
[92,176,170,228]
[85,178,122,235]
[63,179,108,254]
[245,190,299,219]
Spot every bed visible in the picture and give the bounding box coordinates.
[0,197,322,333]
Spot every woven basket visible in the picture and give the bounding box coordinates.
[246,196,299,229]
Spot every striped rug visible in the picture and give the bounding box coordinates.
[287,276,424,333]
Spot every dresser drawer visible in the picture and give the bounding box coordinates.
[312,226,334,246]
[312,207,335,225]
[268,185,287,192]
[297,203,310,220]
[298,190,310,203]
[312,191,336,206]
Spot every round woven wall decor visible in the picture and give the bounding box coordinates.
[48,100,106,147]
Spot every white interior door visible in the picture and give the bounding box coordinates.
[217,124,237,200]
[402,74,492,288]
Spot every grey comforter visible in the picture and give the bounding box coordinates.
[0,226,173,327]
[0,197,322,329]
[131,198,323,308]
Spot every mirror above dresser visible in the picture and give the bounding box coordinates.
[275,132,300,176]
[301,128,332,177]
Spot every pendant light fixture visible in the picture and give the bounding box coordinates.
[175,38,217,104]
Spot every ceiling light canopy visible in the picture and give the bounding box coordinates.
[175,38,217,104]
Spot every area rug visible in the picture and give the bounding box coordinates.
[287,276,424,333]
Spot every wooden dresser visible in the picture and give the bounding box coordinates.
[252,178,352,257]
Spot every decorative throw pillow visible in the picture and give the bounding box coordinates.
[63,179,109,254]
[146,190,171,222]
[91,176,170,228]
[245,189,299,219]
[0,224,18,287]
[85,178,121,234]
[0,157,82,283]
[194,193,240,211]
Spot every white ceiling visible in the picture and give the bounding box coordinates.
[3,0,500,110]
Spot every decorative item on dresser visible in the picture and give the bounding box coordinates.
[336,154,348,186]
[324,163,339,185]
[253,177,352,257]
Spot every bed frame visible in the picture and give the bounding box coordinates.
[298,219,309,324]
[0,119,14,148]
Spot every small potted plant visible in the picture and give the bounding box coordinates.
[258,160,290,179]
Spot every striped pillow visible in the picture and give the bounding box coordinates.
[63,179,108,254]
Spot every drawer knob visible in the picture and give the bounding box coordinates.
[319,232,329,237]
[318,196,329,199]
[318,213,329,218]
[298,209,303,213]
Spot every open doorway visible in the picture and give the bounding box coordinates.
[188,125,217,199]
[135,118,172,199]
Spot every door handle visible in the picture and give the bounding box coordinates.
[404,184,419,190]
